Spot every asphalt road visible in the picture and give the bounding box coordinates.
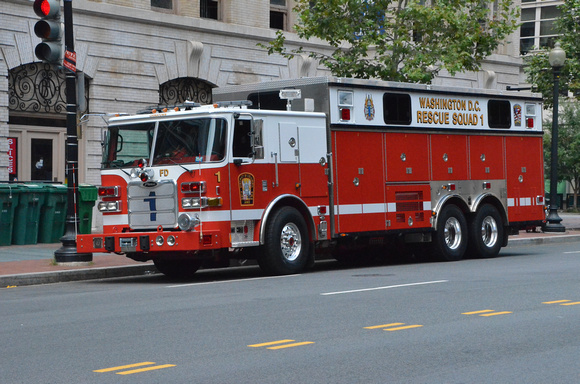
[1,242,579,383]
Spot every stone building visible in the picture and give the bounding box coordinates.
[1,0,524,193]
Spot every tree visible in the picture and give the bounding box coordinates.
[262,0,519,83]
[543,104,580,210]
[525,0,580,107]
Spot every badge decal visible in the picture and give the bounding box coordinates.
[239,173,255,206]
[364,94,375,121]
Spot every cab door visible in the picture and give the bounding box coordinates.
[228,116,273,245]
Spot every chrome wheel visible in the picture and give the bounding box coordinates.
[444,217,463,250]
[469,204,504,259]
[259,207,309,275]
[434,204,467,261]
[280,222,302,261]
[480,216,499,247]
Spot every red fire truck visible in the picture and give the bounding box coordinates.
[77,77,545,277]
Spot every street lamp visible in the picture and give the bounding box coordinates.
[544,42,566,232]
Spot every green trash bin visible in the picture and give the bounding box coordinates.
[12,184,46,245]
[78,184,97,234]
[0,185,20,246]
[38,184,67,243]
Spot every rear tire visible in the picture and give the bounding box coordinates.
[433,204,468,261]
[258,207,309,275]
[469,204,503,258]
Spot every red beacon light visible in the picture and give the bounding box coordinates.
[526,117,534,128]
[98,186,119,198]
[181,181,206,194]
[340,108,351,121]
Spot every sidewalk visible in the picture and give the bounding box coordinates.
[1,213,580,288]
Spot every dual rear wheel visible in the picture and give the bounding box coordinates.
[434,203,503,261]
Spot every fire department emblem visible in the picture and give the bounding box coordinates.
[513,104,522,127]
[238,173,255,206]
[364,94,375,121]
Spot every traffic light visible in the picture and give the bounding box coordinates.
[33,0,62,64]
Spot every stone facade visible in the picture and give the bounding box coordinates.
[1,0,524,191]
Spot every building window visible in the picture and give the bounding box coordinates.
[159,78,213,105]
[9,63,66,115]
[520,1,563,55]
[201,0,219,20]
[270,0,287,30]
[151,0,173,10]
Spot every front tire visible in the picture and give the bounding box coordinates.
[469,204,503,258]
[433,204,468,261]
[258,207,309,275]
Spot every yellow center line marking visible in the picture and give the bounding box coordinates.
[267,341,315,350]
[116,364,176,375]
[384,325,423,331]
[480,311,512,317]
[364,323,405,329]
[94,362,156,373]
[560,301,580,306]
[248,339,295,348]
[543,300,571,304]
[462,310,495,315]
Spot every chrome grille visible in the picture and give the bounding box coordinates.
[127,179,178,229]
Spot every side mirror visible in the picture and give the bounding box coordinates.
[253,119,264,159]
[116,134,124,153]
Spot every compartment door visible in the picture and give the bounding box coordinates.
[333,131,385,234]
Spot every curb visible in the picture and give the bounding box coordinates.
[507,233,580,247]
[1,263,156,288]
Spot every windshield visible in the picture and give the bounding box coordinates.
[102,118,227,169]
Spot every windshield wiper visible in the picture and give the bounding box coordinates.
[154,156,194,175]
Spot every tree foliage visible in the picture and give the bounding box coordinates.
[544,104,580,209]
[525,0,580,107]
[262,0,519,83]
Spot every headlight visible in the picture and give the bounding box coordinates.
[181,197,222,209]
[182,197,202,209]
[97,201,121,212]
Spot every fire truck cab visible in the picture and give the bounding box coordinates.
[77,77,545,277]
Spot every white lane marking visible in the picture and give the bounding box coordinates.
[166,274,300,288]
[320,280,449,296]
[563,251,580,254]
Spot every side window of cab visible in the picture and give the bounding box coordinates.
[233,118,252,158]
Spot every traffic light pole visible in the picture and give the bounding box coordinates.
[54,0,92,263]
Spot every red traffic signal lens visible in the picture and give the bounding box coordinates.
[34,0,51,17]
[33,0,59,18]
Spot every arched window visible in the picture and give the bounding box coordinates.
[9,63,66,115]
[159,77,213,105]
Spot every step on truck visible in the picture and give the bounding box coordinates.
[77,77,545,277]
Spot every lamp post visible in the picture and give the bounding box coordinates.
[544,42,566,232]
[54,0,93,262]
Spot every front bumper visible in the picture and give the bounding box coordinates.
[77,230,222,254]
